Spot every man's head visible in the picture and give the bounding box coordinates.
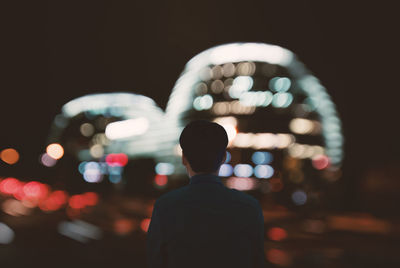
[179,120,228,175]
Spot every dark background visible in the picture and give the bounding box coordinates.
[1,1,399,214]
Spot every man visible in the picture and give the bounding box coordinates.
[147,120,266,268]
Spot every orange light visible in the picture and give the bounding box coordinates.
[46,143,64,160]
[114,219,136,235]
[140,218,151,232]
[267,227,287,241]
[0,148,19,165]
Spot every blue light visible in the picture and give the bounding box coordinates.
[108,165,123,175]
[109,174,122,184]
[269,77,291,92]
[219,164,233,177]
[251,151,273,165]
[254,165,274,179]
[78,161,87,174]
[224,151,231,163]
[233,164,253,178]
[292,190,307,205]
[155,163,175,175]
[272,92,293,108]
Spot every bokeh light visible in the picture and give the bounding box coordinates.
[0,148,19,165]
[140,218,151,232]
[291,190,307,205]
[40,153,57,167]
[267,227,288,241]
[46,143,64,160]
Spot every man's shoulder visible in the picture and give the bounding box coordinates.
[229,188,261,208]
[154,185,190,209]
[154,183,261,211]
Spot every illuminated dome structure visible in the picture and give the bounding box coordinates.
[44,92,170,190]
[165,43,344,208]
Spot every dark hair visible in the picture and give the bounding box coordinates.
[179,120,228,173]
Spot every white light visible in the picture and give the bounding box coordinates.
[272,92,293,108]
[275,134,295,149]
[105,117,149,140]
[229,76,253,98]
[219,164,233,177]
[200,94,213,110]
[0,222,15,244]
[83,162,103,183]
[89,144,104,158]
[155,163,175,175]
[239,91,273,107]
[213,117,238,142]
[254,165,274,179]
[289,118,314,134]
[58,220,102,243]
[253,133,277,149]
[233,164,253,177]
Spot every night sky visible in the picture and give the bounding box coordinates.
[2,1,399,190]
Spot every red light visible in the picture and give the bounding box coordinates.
[50,190,68,206]
[23,181,49,200]
[0,178,21,195]
[106,153,128,167]
[39,190,68,211]
[154,175,168,186]
[266,249,291,266]
[140,218,151,232]
[83,192,99,206]
[267,227,287,241]
[312,155,330,170]
[69,195,86,209]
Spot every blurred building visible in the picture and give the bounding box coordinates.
[164,43,344,209]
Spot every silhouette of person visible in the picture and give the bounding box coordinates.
[147,120,266,268]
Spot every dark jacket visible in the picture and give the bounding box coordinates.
[146,173,266,268]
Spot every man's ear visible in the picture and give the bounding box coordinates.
[182,154,187,166]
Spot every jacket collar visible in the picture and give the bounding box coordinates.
[189,173,223,186]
